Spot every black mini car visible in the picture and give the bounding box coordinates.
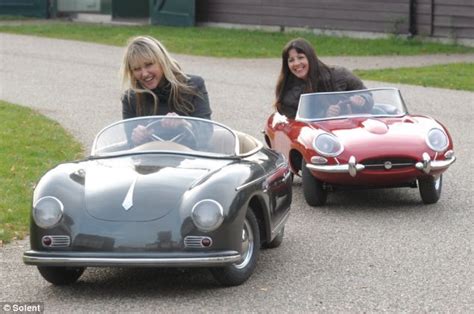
[23,116,292,286]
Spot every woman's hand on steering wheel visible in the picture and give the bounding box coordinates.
[326,104,341,117]
[349,95,365,108]
[131,125,153,145]
[161,112,186,128]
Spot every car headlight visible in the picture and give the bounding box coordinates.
[426,128,448,152]
[191,199,224,232]
[33,196,64,228]
[313,133,344,157]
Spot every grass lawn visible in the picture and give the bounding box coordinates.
[0,21,473,57]
[355,63,474,91]
[0,101,83,244]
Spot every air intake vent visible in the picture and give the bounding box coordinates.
[184,236,213,248]
[42,235,71,247]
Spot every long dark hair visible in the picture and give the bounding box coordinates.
[274,38,334,112]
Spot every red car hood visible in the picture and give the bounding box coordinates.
[314,116,437,160]
[83,155,232,222]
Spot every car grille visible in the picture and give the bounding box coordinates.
[184,236,212,248]
[42,235,71,247]
[362,157,416,170]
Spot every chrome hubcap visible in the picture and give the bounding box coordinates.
[234,218,254,269]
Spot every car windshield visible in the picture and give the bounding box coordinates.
[91,116,238,158]
[295,87,407,121]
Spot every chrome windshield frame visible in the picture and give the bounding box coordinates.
[295,87,408,122]
[91,116,239,158]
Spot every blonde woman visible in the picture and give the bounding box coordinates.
[120,36,211,144]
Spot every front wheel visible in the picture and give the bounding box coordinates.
[418,174,442,204]
[302,160,327,206]
[210,209,260,286]
[37,266,85,285]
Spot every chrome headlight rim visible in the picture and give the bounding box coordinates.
[191,199,224,232]
[426,128,449,152]
[313,133,344,157]
[33,196,64,229]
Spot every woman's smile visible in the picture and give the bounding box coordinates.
[132,61,163,89]
[287,49,309,80]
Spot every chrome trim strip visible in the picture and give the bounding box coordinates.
[236,176,266,191]
[23,254,241,267]
[237,161,289,192]
[364,163,414,168]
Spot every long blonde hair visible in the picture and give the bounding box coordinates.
[120,36,197,115]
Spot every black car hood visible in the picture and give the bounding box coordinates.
[83,154,233,222]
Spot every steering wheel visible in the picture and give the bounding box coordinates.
[336,99,353,115]
[145,120,198,149]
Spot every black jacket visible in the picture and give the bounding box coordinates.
[122,74,212,120]
[279,66,368,119]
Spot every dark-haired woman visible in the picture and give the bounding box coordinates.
[274,38,372,119]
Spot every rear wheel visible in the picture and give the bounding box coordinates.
[210,209,260,286]
[302,160,327,206]
[418,174,442,204]
[37,266,85,285]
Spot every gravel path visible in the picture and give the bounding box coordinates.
[1,33,473,313]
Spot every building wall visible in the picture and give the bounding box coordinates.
[56,0,111,14]
[0,0,49,18]
[112,0,147,18]
[432,0,474,40]
[197,0,474,41]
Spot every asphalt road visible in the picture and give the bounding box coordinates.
[0,33,473,312]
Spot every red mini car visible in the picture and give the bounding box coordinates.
[264,88,456,206]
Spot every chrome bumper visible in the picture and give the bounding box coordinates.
[23,251,241,267]
[415,152,456,174]
[306,156,364,177]
[306,153,456,177]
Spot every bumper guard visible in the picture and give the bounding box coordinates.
[306,153,456,177]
